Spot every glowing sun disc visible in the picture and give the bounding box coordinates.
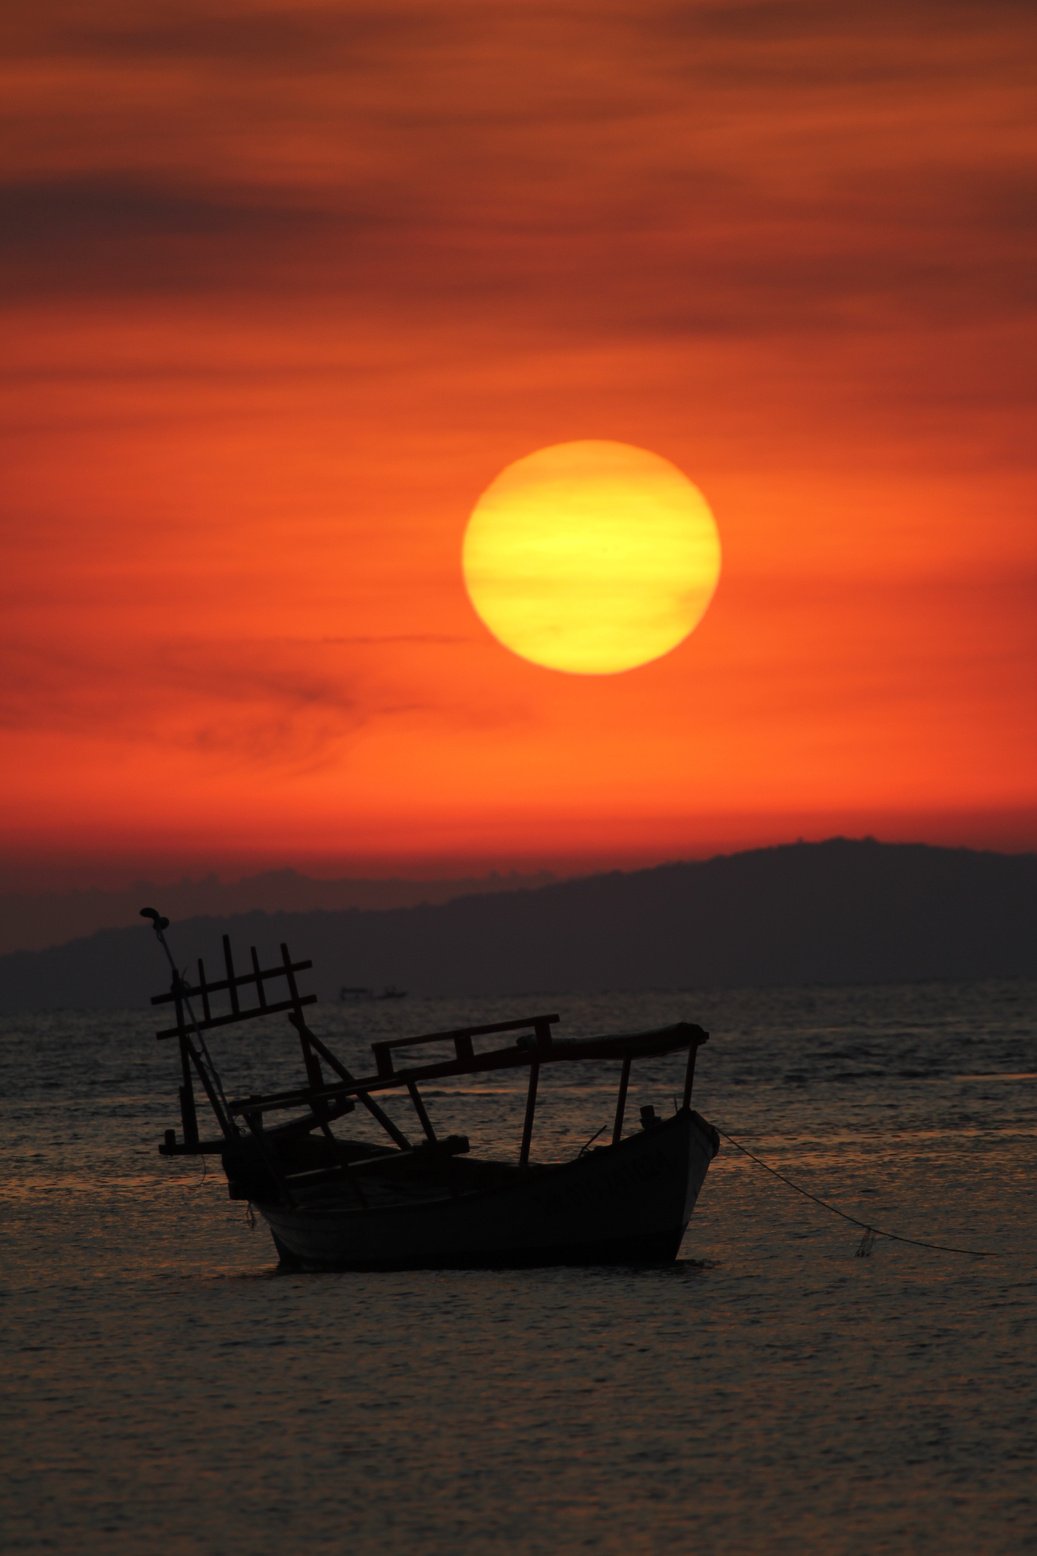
[462,440,721,674]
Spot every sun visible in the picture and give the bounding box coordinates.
[462,440,722,674]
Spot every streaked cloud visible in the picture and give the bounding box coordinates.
[3,0,1033,340]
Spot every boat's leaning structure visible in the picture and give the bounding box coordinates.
[146,914,719,1270]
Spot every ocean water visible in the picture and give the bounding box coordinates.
[2,980,1035,1555]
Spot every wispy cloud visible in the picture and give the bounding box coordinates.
[0,637,356,766]
[0,627,533,770]
[3,0,1033,341]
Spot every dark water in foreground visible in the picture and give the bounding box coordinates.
[2,981,1035,1555]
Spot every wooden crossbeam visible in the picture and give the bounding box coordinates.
[228,1079,359,1117]
[151,955,313,1008]
[155,992,317,1039]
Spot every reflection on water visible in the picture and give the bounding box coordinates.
[1,980,1035,1555]
[954,1071,1037,1082]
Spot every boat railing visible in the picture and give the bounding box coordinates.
[370,1013,559,1078]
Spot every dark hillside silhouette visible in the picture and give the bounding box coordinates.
[1,839,1034,1012]
[0,866,557,956]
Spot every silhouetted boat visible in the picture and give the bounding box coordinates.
[141,910,719,1270]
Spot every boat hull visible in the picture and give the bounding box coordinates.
[258,1108,719,1271]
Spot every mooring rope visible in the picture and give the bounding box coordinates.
[716,1127,998,1258]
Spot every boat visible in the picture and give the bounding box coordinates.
[142,909,719,1270]
[338,984,408,1003]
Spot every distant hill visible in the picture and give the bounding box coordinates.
[0,866,557,956]
[0,839,1034,1013]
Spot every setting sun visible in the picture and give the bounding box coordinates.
[462,442,722,674]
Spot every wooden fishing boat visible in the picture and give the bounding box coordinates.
[143,910,719,1270]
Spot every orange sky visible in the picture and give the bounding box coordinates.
[2,0,1035,889]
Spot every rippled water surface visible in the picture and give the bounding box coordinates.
[3,981,1035,1554]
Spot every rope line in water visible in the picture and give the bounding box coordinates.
[716,1127,998,1258]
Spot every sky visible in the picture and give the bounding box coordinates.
[2,0,1035,892]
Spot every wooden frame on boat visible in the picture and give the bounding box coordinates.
[146,920,719,1270]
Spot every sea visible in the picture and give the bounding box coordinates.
[2,980,1034,1555]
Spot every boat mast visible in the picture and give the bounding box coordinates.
[141,907,236,1143]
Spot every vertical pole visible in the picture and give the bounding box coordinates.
[682,1042,698,1111]
[406,1081,437,1144]
[280,943,300,1007]
[251,946,267,1008]
[223,936,239,1014]
[172,978,186,1039]
[299,1029,323,1091]
[533,1017,554,1050]
[281,944,313,1083]
[197,959,211,1023]
[179,1035,199,1146]
[520,1060,540,1167]
[612,1056,632,1146]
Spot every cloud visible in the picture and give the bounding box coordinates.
[0,172,383,300]
[22,5,457,71]
[4,0,1033,339]
[0,636,366,768]
[2,149,1031,346]
[0,629,528,769]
